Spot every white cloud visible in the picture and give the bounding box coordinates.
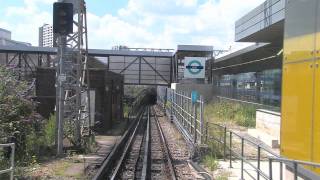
[109,0,265,49]
[2,0,52,45]
[1,0,265,50]
[176,0,198,7]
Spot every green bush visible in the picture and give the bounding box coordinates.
[0,66,56,166]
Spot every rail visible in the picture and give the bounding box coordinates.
[93,107,146,180]
[152,107,177,179]
[0,143,15,180]
[141,107,150,179]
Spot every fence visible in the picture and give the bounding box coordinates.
[0,143,15,180]
[157,87,320,180]
[157,87,205,144]
[214,86,281,108]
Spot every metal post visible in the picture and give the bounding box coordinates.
[269,158,273,180]
[187,93,190,132]
[205,122,209,143]
[241,138,244,180]
[294,162,298,180]
[209,53,213,84]
[139,57,142,84]
[181,92,183,124]
[200,96,204,144]
[177,91,180,122]
[257,146,261,180]
[181,92,185,127]
[174,90,176,118]
[229,131,233,168]
[5,53,9,65]
[56,35,66,156]
[184,92,187,128]
[280,162,283,180]
[193,100,197,144]
[223,126,227,160]
[10,144,15,180]
[190,93,192,133]
[170,89,173,122]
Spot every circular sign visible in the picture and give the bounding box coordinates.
[186,60,204,75]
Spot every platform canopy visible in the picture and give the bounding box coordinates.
[214,43,282,75]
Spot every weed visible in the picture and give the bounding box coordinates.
[44,114,56,146]
[202,154,219,171]
[205,100,256,128]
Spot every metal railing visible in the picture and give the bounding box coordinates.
[206,118,320,180]
[157,87,320,180]
[0,143,15,180]
[206,123,281,180]
[157,87,205,144]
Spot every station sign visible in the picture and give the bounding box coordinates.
[184,57,206,79]
[191,91,199,104]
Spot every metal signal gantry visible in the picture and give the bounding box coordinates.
[55,0,91,156]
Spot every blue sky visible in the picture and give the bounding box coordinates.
[87,0,129,16]
[0,0,265,50]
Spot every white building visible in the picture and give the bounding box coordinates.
[39,24,56,47]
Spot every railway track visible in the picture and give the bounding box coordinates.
[154,106,196,179]
[93,106,178,180]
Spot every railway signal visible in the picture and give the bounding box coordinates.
[53,0,91,156]
[53,2,73,35]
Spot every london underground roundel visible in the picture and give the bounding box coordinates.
[184,57,206,78]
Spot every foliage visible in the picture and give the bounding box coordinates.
[204,100,256,128]
[0,66,56,168]
[44,114,56,146]
[123,103,130,118]
[202,154,219,171]
[216,174,229,180]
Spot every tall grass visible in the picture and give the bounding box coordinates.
[204,100,256,128]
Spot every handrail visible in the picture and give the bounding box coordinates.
[269,157,320,168]
[208,122,280,158]
[158,87,320,180]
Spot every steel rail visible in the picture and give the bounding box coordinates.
[152,107,177,180]
[110,110,146,180]
[141,107,151,179]
[92,107,146,180]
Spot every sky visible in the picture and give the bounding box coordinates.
[0,0,265,51]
